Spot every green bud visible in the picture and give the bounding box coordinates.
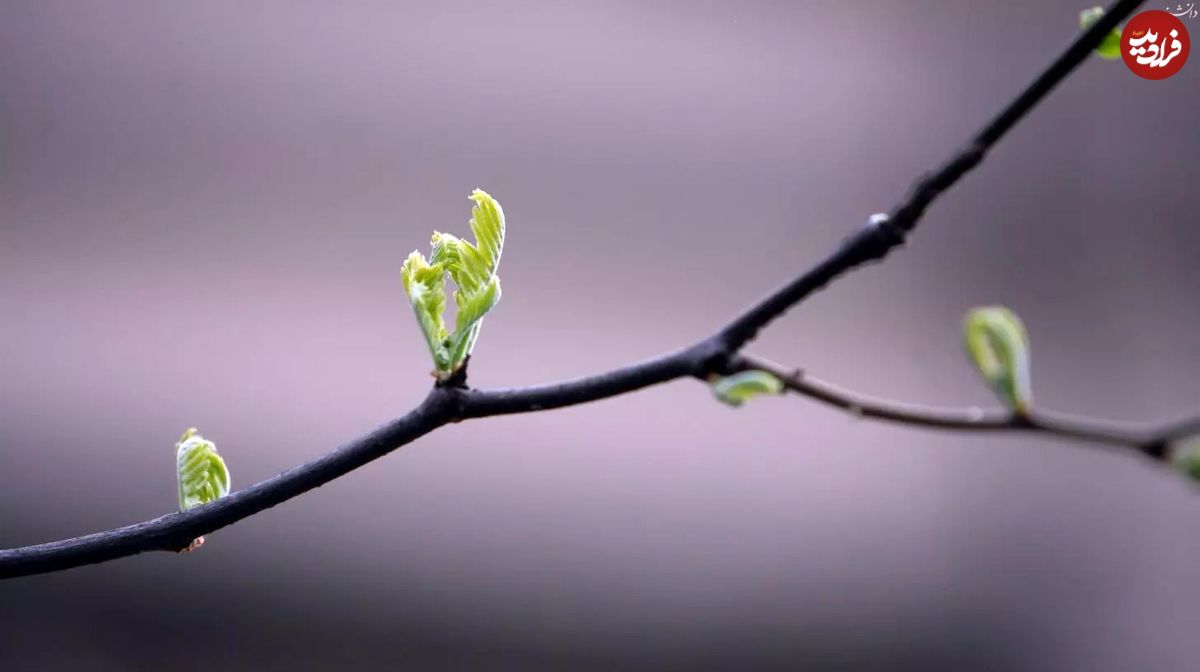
[1080,7,1123,60]
[176,428,231,512]
[1170,439,1200,484]
[963,306,1033,414]
[712,370,784,408]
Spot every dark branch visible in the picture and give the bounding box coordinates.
[458,345,707,418]
[717,0,1144,351]
[0,392,458,578]
[0,0,1164,580]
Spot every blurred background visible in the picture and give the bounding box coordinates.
[1,1,1198,669]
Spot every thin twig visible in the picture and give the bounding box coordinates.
[0,0,1169,580]
[733,355,1181,458]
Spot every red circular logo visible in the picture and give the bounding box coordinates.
[1121,10,1189,80]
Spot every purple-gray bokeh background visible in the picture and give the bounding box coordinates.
[2,1,1198,669]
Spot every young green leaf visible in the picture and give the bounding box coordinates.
[964,306,1033,414]
[402,189,506,379]
[176,428,231,512]
[711,370,784,408]
[400,251,451,372]
[1080,7,1123,60]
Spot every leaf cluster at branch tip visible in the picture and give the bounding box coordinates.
[402,189,505,380]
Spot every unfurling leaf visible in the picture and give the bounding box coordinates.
[963,306,1033,414]
[1170,438,1200,484]
[402,189,505,380]
[1080,7,1123,60]
[400,251,451,372]
[176,428,231,512]
[712,370,784,408]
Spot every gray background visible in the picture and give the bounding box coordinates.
[2,1,1198,669]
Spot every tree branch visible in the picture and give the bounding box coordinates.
[0,392,458,578]
[716,0,1142,350]
[456,345,708,418]
[0,0,1163,580]
[732,354,1187,459]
